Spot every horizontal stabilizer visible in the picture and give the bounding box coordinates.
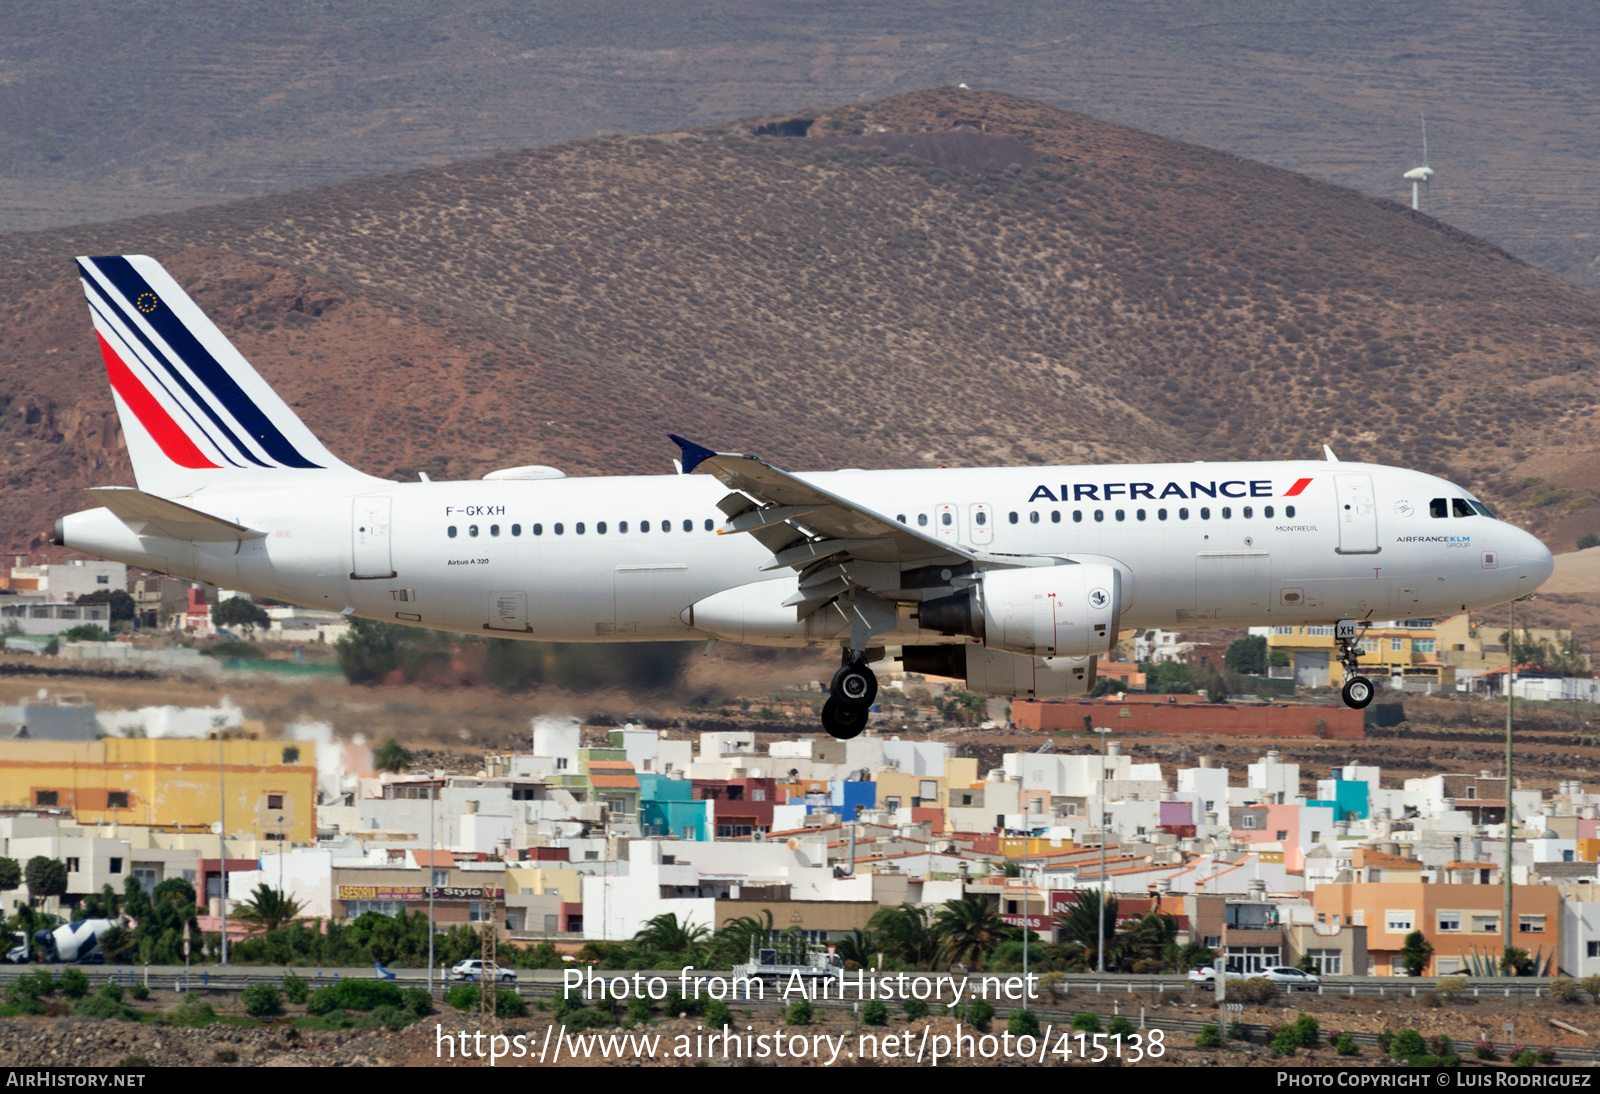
[87,487,266,542]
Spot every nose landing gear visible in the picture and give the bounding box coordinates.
[1335,621,1375,710]
[821,654,880,739]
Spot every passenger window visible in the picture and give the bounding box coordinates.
[554,523,564,535]
[662,520,671,532]
[1115,509,1125,521]
[704,519,713,531]
[1220,507,1231,519]
[917,513,928,527]
[1073,511,1083,523]
[1136,509,1146,521]
[1094,510,1104,522]
[490,524,500,536]
[1430,498,1448,518]
[1200,507,1211,520]
[469,524,479,537]
[897,514,906,524]
[512,524,521,536]
[1264,505,1274,519]
[683,519,693,532]
[941,513,953,526]
[1158,509,1167,521]
[1051,511,1061,523]
[1179,508,1190,520]
[447,526,457,538]
[641,520,650,532]
[1453,498,1474,518]
[1029,511,1040,524]
[1242,506,1252,519]
[619,521,628,533]
[597,522,607,534]
[533,523,543,536]
[1286,505,1296,518]
[576,522,586,534]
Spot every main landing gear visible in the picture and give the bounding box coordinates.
[1335,621,1375,710]
[821,654,880,740]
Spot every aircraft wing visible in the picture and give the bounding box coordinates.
[671,435,982,615]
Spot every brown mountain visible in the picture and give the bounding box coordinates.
[4,3,1600,292]
[2,89,1598,560]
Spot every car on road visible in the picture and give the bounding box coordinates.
[1186,964,1246,989]
[449,959,516,983]
[1259,966,1322,990]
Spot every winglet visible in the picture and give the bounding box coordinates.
[669,434,720,476]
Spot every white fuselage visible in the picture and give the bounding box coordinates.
[62,458,1553,648]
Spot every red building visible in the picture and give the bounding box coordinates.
[693,778,777,838]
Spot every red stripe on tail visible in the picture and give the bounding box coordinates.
[96,332,219,469]
[1283,477,1314,497]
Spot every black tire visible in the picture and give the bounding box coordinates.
[821,697,869,740]
[1341,676,1375,709]
[831,662,879,707]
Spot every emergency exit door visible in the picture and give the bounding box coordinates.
[351,496,396,579]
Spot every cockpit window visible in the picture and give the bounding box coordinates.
[1452,498,1474,518]
[1430,498,1448,519]
[1468,500,1494,518]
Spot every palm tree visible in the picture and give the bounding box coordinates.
[232,883,307,933]
[632,912,709,957]
[372,738,414,774]
[716,910,775,964]
[832,928,880,970]
[932,896,1005,969]
[1054,891,1118,956]
[867,903,938,968]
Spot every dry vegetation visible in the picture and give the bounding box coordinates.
[2,90,1598,557]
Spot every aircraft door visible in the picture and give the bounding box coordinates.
[486,590,530,632]
[1194,552,1271,624]
[935,504,959,542]
[351,497,395,579]
[614,563,692,637]
[1334,473,1380,554]
[970,503,994,545]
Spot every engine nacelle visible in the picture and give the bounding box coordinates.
[981,563,1120,657]
[917,563,1121,658]
[901,643,1097,700]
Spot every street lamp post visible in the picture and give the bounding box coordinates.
[218,739,228,966]
[1093,726,1114,974]
[428,779,437,994]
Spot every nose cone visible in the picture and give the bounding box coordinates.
[1516,529,1555,596]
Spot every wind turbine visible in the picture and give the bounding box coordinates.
[1403,114,1434,211]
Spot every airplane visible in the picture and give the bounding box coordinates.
[54,255,1556,739]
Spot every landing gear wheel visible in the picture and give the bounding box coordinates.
[831,661,879,707]
[1341,676,1375,710]
[821,697,869,740]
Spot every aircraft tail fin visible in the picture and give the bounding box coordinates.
[76,255,363,498]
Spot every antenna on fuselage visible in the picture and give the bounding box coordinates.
[1323,445,1340,463]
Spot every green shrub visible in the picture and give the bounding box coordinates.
[1007,1009,1040,1036]
[562,1006,615,1030]
[1421,992,1442,1008]
[785,999,814,1026]
[1195,1024,1222,1048]
[1334,1032,1359,1056]
[241,984,284,1018]
[626,996,653,1023]
[1473,1040,1497,1060]
[1107,1015,1136,1038]
[703,1000,733,1029]
[128,984,150,1002]
[1291,1013,1319,1047]
[59,969,89,999]
[368,1004,410,1031]
[306,987,340,1016]
[1071,1012,1101,1033]
[402,988,433,1017]
[1227,1021,1248,1041]
[1038,971,1066,1002]
[901,998,929,1021]
[282,973,309,1005]
[1582,974,1600,1001]
[75,993,137,1021]
[446,984,480,1011]
[1270,1026,1302,1056]
[862,1000,889,1026]
[1551,977,1581,1003]
[1436,976,1468,996]
[331,980,403,1011]
[1389,1029,1426,1060]
[965,1000,994,1031]
[98,982,124,1003]
[1512,1049,1537,1068]
[213,1048,238,1063]
[1236,977,1280,1004]
[662,988,701,1017]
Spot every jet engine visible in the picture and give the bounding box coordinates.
[916,562,1121,658]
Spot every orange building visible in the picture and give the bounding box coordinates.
[1311,882,1560,976]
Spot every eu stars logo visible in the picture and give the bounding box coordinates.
[136,292,159,314]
